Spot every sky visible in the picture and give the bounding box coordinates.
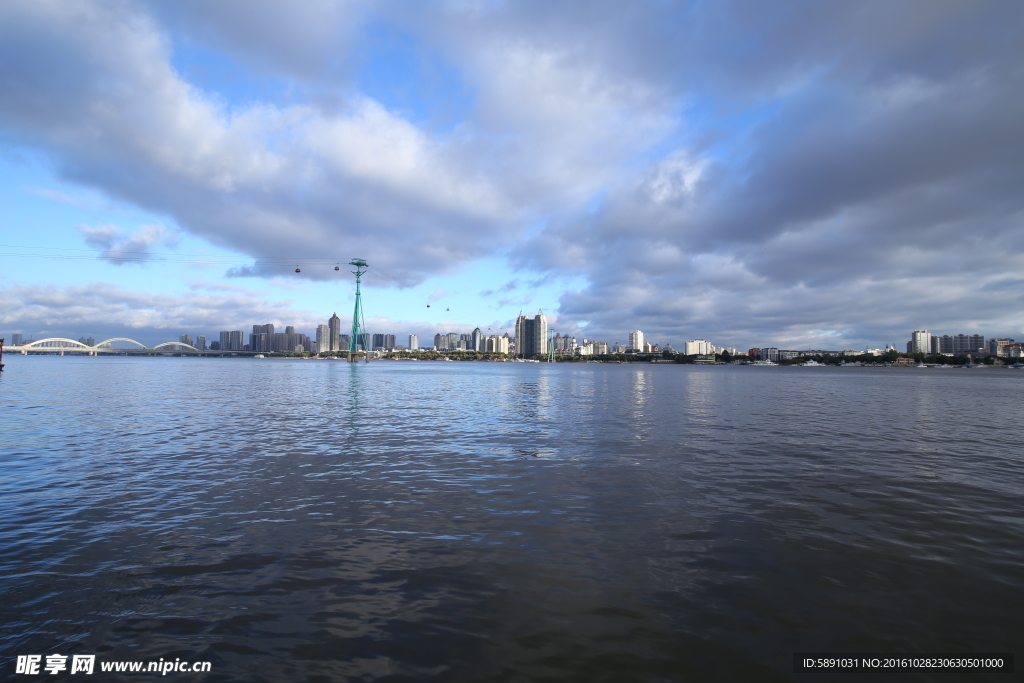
[1,0,1022,350]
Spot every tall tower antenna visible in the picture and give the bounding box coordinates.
[548,327,555,363]
[348,258,369,363]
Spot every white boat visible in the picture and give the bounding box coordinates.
[801,359,822,366]
[254,354,265,359]
[751,360,778,366]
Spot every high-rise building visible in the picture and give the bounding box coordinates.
[220,331,244,351]
[371,333,396,350]
[195,335,206,350]
[328,313,342,351]
[484,335,510,354]
[951,334,986,354]
[628,330,644,352]
[251,324,274,352]
[471,327,483,352]
[270,330,310,352]
[179,334,194,347]
[316,325,329,353]
[409,334,419,350]
[514,310,548,358]
[909,330,930,354]
[11,333,23,346]
[357,333,369,351]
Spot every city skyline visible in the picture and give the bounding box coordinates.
[2,3,1022,350]
[7,316,1018,361]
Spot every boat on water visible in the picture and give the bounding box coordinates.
[801,359,823,366]
[254,354,265,359]
[751,360,778,366]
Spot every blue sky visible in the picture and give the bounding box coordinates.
[1,1,1022,349]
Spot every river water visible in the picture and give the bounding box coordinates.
[1,356,1021,681]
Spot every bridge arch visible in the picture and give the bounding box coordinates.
[152,341,200,352]
[96,338,148,349]
[23,338,92,349]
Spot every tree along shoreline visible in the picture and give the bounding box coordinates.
[239,349,1004,365]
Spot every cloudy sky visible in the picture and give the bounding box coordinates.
[1,0,1022,350]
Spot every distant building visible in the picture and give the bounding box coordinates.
[484,334,510,354]
[372,333,396,351]
[592,341,609,355]
[209,341,221,350]
[196,335,206,351]
[989,338,1014,356]
[316,325,329,353]
[409,334,419,351]
[328,313,342,351]
[515,310,549,358]
[684,339,714,355]
[628,330,644,352]
[179,333,194,347]
[250,324,274,352]
[219,331,244,351]
[271,329,311,352]
[950,333,985,354]
[471,327,483,352]
[909,330,930,354]
[761,347,780,362]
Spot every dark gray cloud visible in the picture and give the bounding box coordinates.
[76,224,179,265]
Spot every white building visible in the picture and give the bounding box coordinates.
[684,339,714,355]
[485,335,510,354]
[628,330,644,352]
[909,330,931,354]
[409,334,419,351]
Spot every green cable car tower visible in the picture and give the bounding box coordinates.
[348,258,369,363]
[548,327,556,362]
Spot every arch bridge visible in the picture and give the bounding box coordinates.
[7,338,214,355]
